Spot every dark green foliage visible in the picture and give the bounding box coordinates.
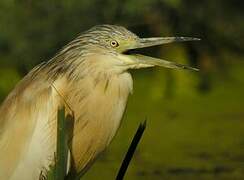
[55,107,69,180]
[43,107,74,180]
[42,107,70,180]
[43,108,146,180]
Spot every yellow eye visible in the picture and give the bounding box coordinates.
[110,40,119,47]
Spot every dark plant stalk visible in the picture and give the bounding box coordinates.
[116,120,147,180]
[44,109,147,180]
[55,107,69,180]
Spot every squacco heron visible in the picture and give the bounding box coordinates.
[0,25,199,179]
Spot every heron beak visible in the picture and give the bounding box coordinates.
[132,37,200,49]
[122,37,200,71]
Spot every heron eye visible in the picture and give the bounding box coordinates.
[110,40,119,47]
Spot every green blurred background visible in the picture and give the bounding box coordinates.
[0,0,244,179]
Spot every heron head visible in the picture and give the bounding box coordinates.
[77,25,200,71]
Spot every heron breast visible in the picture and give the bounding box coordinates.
[66,72,133,171]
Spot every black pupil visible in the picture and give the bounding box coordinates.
[112,41,117,46]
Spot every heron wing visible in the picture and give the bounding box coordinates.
[0,67,64,179]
